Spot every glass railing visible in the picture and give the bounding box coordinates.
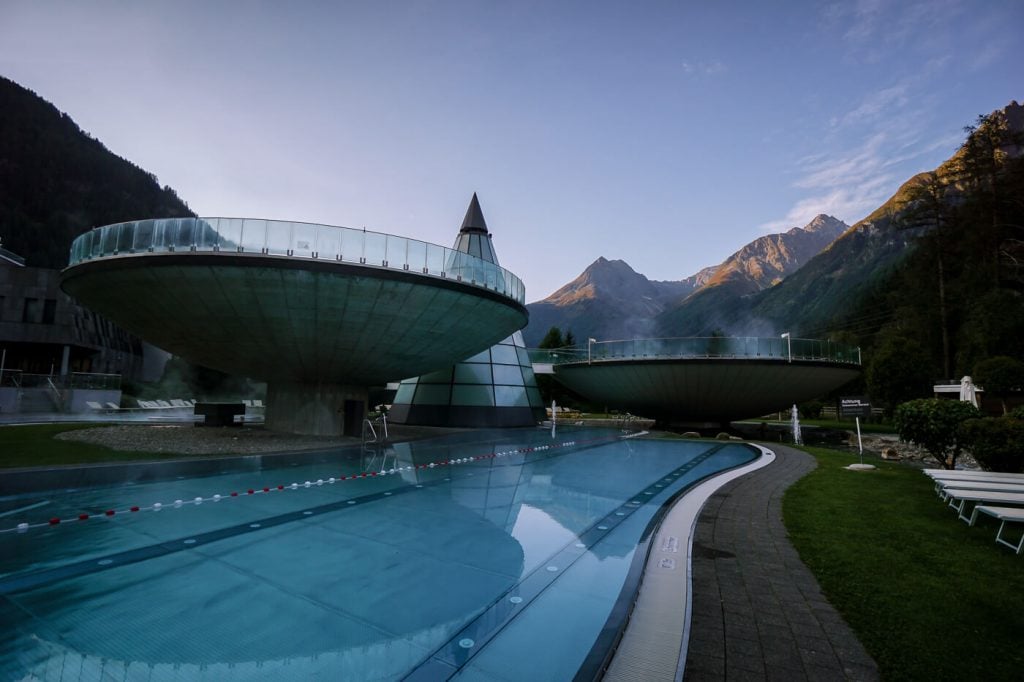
[5,372,122,390]
[67,217,527,305]
[528,337,861,366]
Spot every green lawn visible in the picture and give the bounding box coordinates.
[0,424,171,468]
[784,446,1024,680]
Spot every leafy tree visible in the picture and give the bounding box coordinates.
[564,330,577,347]
[866,336,932,414]
[539,327,565,349]
[973,356,1024,415]
[961,416,1024,473]
[894,398,981,469]
[894,174,953,376]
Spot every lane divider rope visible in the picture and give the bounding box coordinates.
[3,431,647,535]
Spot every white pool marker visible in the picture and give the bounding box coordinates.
[97,559,113,565]
[509,596,523,604]
[615,512,625,516]
[194,497,203,505]
[575,543,586,548]
[347,500,356,505]
[303,511,313,515]
[183,539,196,545]
[249,523,261,528]
[153,503,162,511]
[459,638,475,648]
[546,565,559,572]
[597,525,608,531]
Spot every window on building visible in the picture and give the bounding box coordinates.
[42,299,57,324]
[22,298,39,323]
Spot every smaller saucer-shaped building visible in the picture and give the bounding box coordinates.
[547,336,861,427]
[389,195,545,427]
[60,214,528,435]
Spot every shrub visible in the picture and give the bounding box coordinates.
[894,398,981,469]
[799,399,824,419]
[962,416,1024,473]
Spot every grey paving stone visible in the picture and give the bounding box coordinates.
[683,444,880,680]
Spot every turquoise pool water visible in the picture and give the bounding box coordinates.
[0,427,757,680]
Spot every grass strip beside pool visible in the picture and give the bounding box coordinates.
[0,424,174,468]
[783,446,1024,680]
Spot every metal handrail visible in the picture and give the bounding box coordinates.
[67,217,527,305]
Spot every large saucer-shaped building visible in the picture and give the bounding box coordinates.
[60,199,528,435]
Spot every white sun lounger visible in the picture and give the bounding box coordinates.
[937,480,1024,500]
[926,469,1024,480]
[972,506,1024,554]
[943,489,1024,523]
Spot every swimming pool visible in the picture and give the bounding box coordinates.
[1,427,758,680]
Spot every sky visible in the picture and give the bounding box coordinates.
[1,0,1021,302]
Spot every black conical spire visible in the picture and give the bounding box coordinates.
[459,193,489,234]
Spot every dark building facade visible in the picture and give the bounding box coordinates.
[0,241,146,379]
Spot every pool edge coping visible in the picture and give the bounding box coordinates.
[601,444,776,681]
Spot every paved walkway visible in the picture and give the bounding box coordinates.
[683,444,879,681]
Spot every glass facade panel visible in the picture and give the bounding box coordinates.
[452,385,494,407]
[413,384,451,405]
[317,225,341,260]
[406,239,427,272]
[393,382,416,403]
[454,364,492,384]
[527,386,544,407]
[494,386,529,407]
[418,367,453,383]
[293,223,317,257]
[364,232,386,264]
[385,235,406,268]
[426,243,447,275]
[463,349,490,364]
[218,218,243,250]
[175,218,196,248]
[490,345,519,365]
[492,364,524,386]
[240,219,267,252]
[265,220,290,255]
[340,227,362,262]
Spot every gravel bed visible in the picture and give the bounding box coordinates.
[54,425,357,455]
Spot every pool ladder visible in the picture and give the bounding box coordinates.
[361,413,395,473]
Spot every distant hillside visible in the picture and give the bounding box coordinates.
[656,214,847,335]
[672,100,1024,382]
[0,76,193,268]
[525,214,846,345]
[525,257,700,344]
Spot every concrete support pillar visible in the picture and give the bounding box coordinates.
[60,345,70,377]
[265,381,369,436]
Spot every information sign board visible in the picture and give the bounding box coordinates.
[839,396,871,418]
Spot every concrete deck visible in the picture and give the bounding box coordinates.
[684,443,879,680]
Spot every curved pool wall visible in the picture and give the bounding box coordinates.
[61,217,529,435]
[0,428,759,680]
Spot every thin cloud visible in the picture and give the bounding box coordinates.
[681,59,728,76]
[834,85,909,128]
